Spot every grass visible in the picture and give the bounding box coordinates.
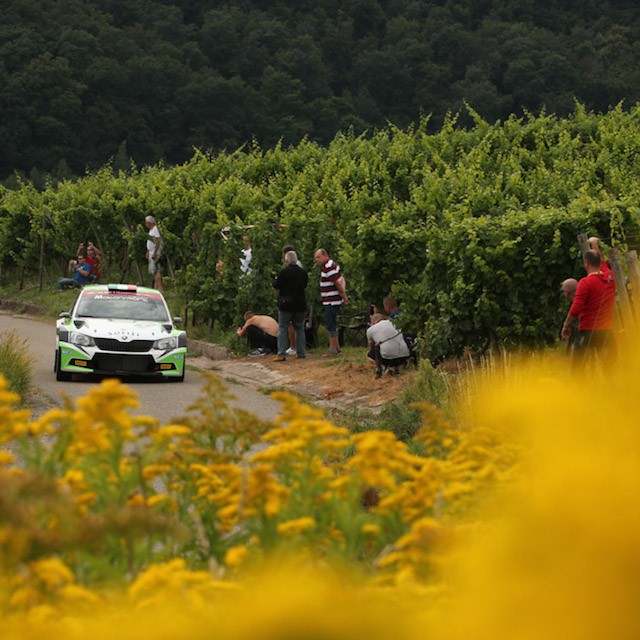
[313,345,368,366]
[188,323,245,353]
[0,330,33,402]
[0,281,74,317]
[0,275,187,319]
[323,404,381,433]
[258,385,285,395]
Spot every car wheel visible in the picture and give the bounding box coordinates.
[55,349,72,382]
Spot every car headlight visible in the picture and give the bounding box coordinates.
[153,335,178,350]
[70,332,95,347]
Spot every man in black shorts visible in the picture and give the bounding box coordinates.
[236,311,278,355]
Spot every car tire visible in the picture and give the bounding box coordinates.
[55,349,72,382]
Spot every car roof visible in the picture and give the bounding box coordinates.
[81,284,162,295]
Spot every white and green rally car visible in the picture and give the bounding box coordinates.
[55,284,187,382]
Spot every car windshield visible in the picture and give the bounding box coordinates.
[75,292,170,322]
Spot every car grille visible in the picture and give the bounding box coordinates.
[91,354,155,373]
[94,338,154,352]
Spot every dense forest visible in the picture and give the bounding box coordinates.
[3,0,640,181]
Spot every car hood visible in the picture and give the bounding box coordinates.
[74,318,172,340]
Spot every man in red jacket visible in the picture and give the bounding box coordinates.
[561,249,616,369]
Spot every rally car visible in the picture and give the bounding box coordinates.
[55,284,187,382]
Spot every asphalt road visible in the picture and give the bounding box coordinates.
[0,313,280,423]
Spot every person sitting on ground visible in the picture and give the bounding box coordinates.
[236,311,279,355]
[58,253,93,290]
[366,313,410,378]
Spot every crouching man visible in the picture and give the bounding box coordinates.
[366,313,410,378]
[236,311,278,355]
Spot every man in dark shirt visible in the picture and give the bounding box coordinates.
[272,250,308,361]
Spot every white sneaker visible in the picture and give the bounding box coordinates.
[285,347,296,356]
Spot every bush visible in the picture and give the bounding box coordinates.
[0,330,32,401]
[1,339,639,638]
[376,361,450,441]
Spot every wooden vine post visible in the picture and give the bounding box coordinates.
[608,248,635,331]
[38,208,46,292]
[625,250,640,324]
[577,233,590,258]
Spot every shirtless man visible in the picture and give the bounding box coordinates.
[236,311,278,355]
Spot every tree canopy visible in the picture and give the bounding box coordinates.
[2,0,640,180]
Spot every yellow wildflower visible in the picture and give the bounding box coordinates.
[30,557,74,589]
[141,464,172,480]
[277,517,317,536]
[0,450,15,466]
[60,469,84,485]
[146,494,177,510]
[127,492,146,508]
[224,545,249,568]
[347,430,422,490]
[154,424,192,440]
[128,558,231,610]
[361,523,381,536]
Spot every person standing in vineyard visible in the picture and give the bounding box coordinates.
[314,248,349,357]
[144,215,163,291]
[561,278,578,304]
[240,234,253,275]
[561,250,616,369]
[560,278,578,346]
[282,244,304,355]
[273,250,308,361]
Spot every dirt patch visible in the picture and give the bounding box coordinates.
[210,353,416,411]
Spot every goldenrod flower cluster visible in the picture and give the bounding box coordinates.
[0,344,638,639]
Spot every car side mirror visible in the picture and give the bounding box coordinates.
[172,316,183,324]
[59,312,71,318]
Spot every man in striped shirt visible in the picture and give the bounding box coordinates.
[314,248,349,356]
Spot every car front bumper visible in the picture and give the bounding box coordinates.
[58,342,186,378]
